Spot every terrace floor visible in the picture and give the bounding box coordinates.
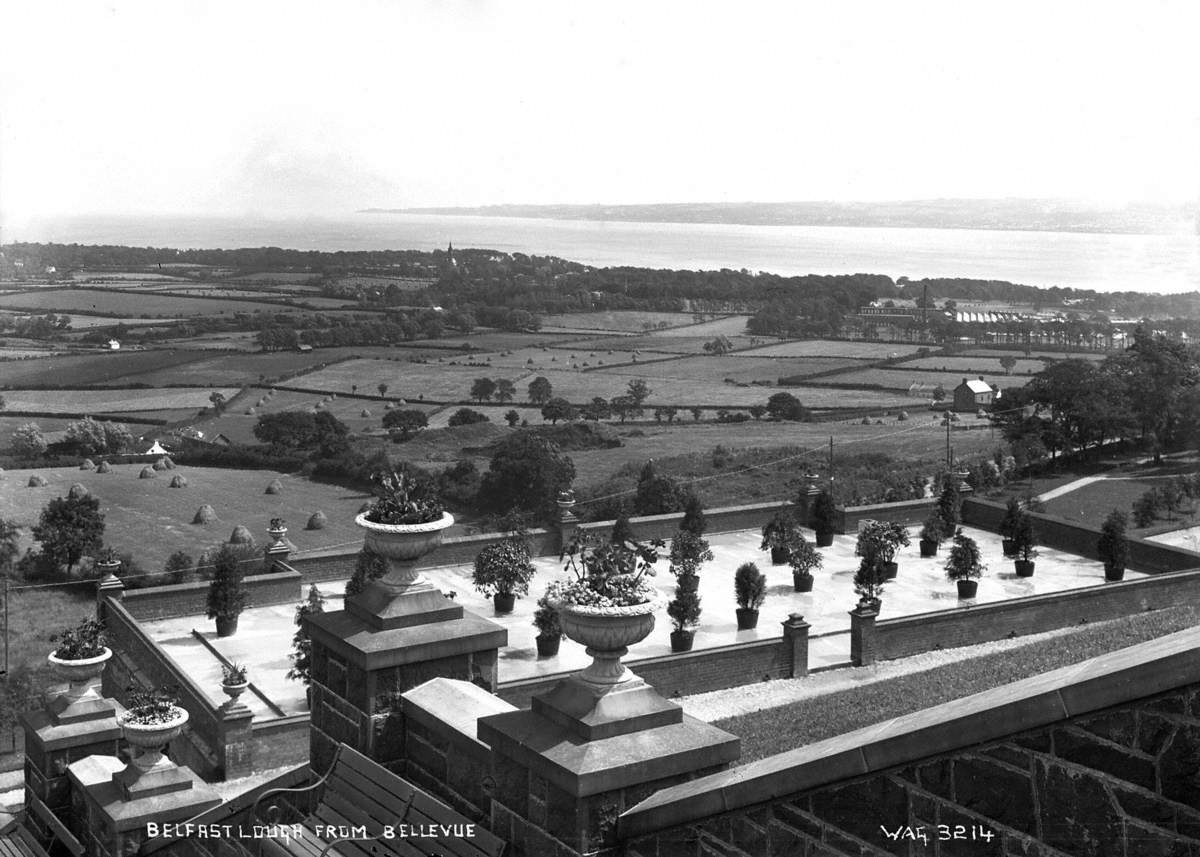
[137,525,1137,719]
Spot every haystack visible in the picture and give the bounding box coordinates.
[193,504,217,524]
[68,483,89,499]
[360,409,371,418]
[170,475,187,488]
[152,457,170,471]
[139,466,156,479]
[245,408,256,415]
[265,479,283,495]
[80,459,96,471]
[28,475,48,487]
[306,511,328,530]
[229,525,254,545]
[96,461,112,473]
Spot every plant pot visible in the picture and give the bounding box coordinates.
[770,545,788,565]
[670,629,695,652]
[493,592,517,614]
[535,635,561,657]
[919,539,938,558]
[1001,538,1017,557]
[215,615,238,637]
[1105,564,1125,582]
[221,682,249,703]
[119,706,189,773]
[47,648,112,704]
[735,608,759,630]
[792,573,813,593]
[815,531,834,548]
[956,579,979,599]
[95,559,122,580]
[355,511,455,591]
[1014,560,1035,577]
[554,600,657,687]
[883,561,898,580]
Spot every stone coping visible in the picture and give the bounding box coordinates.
[402,677,515,749]
[618,624,1200,839]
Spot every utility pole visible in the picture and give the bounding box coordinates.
[828,436,834,492]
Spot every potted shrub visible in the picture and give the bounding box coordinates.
[1098,509,1130,582]
[472,532,536,614]
[811,490,838,547]
[998,497,1022,557]
[935,477,962,532]
[761,510,801,565]
[787,534,822,593]
[547,531,663,687]
[945,528,986,598]
[733,562,767,630]
[118,686,188,773]
[1012,511,1038,577]
[918,514,945,557]
[48,618,111,705]
[220,662,249,703]
[205,543,248,637]
[355,468,454,591]
[667,571,701,652]
[288,585,326,708]
[532,592,564,657]
[856,520,910,580]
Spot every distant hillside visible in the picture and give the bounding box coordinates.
[366,199,1197,236]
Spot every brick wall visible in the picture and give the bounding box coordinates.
[248,716,310,772]
[873,568,1200,661]
[838,497,937,533]
[621,628,1200,856]
[121,567,302,620]
[498,637,796,709]
[963,496,1200,573]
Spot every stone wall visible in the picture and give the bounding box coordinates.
[838,497,937,533]
[963,496,1200,574]
[120,567,302,621]
[620,626,1200,856]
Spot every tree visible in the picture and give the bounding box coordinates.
[64,417,108,455]
[470,377,497,402]
[999,355,1018,376]
[634,461,687,515]
[494,379,517,403]
[528,376,553,405]
[611,394,639,423]
[626,379,652,406]
[209,391,226,414]
[10,422,47,458]
[205,543,248,623]
[504,409,521,427]
[382,409,428,439]
[766,392,807,421]
[680,494,707,535]
[346,547,386,597]
[102,421,133,454]
[32,494,105,575]
[690,406,703,422]
[581,397,611,421]
[378,383,389,398]
[932,384,947,403]
[0,517,19,578]
[448,408,490,427]
[287,584,326,685]
[541,397,576,424]
[1097,509,1130,576]
[749,405,767,420]
[162,550,195,585]
[478,434,576,520]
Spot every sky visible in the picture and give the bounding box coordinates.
[2,0,1199,228]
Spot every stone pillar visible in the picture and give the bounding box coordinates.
[795,473,821,527]
[479,638,740,855]
[850,604,879,667]
[217,699,255,780]
[69,749,219,857]
[556,489,579,552]
[954,465,974,496]
[782,613,811,678]
[264,525,293,571]
[20,678,122,842]
[96,570,124,605]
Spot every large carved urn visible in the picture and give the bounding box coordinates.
[555,600,657,688]
[354,511,455,592]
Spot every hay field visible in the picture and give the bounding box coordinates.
[2,388,240,414]
[816,367,1011,392]
[0,464,373,573]
[597,355,865,382]
[0,289,303,317]
[738,340,928,359]
[289,358,531,401]
[902,356,1045,375]
[560,334,759,354]
[539,310,694,332]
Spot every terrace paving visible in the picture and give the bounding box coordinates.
[137,524,1136,720]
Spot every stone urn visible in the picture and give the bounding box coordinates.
[47,647,112,704]
[554,600,657,688]
[221,680,249,704]
[119,706,189,773]
[95,558,122,582]
[267,525,288,546]
[355,512,455,591]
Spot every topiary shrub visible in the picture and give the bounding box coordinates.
[734,562,767,610]
[193,504,217,524]
[306,511,327,530]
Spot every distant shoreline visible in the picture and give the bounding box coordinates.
[362,199,1196,237]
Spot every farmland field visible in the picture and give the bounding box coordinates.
[652,315,752,337]
[738,340,929,359]
[815,367,1013,392]
[287,357,531,400]
[539,310,696,332]
[560,334,759,354]
[901,356,1046,375]
[0,388,240,414]
[0,289,307,317]
[962,348,1109,362]
[0,350,216,386]
[596,355,866,382]
[0,464,375,572]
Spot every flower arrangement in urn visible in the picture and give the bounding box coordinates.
[121,686,183,726]
[51,617,108,661]
[548,531,662,609]
[362,469,445,525]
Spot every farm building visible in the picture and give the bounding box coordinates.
[953,376,999,411]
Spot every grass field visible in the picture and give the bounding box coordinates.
[0,464,374,572]
[557,334,761,355]
[289,357,531,401]
[652,316,753,337]
[596,355,866,383]
[738,340,929,359]
[2,388,240,414]
[539,310,697,332]
[0,289,306,318]
[902,356,1045,375]
[815,367,1011,392]
[962,348,1109,361]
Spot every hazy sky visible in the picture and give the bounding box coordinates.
[2,0,1198,228]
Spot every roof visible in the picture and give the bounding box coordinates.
[959,379,993,394]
